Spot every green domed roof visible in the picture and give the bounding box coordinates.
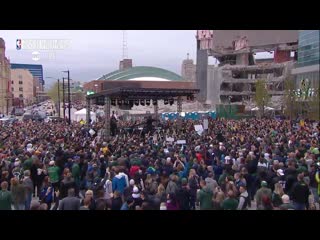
[98,66,183,81]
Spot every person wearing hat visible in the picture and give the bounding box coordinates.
[71,158,80,188]
[132,186,143,209]
[254,181,272,210]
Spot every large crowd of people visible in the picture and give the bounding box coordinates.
[0,113,319,210]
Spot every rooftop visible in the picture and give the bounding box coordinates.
[97,66,183,81]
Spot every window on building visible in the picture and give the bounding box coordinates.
[19,81,23,85]
[11,87,14,92]
[19,87,23,91]
[11,81,14,84]
[19,94,23,98]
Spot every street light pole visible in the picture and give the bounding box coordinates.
[228,96,232,118]
[57,79,61,117]
[62,77,66,120]
[63,70,71,125]
[46,77,61,117]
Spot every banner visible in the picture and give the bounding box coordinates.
[194,125,204,135]
[203,119,208,130]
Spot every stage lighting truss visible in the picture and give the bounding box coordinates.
[187,95,195,101]
[117,99,123,106]
[152,99,157,105]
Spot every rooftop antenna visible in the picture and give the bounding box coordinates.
[122,30,128,59]
[187,53,189,60]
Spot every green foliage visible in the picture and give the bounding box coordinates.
[308,88,320,120]
[254,79,271,117]
[47,82,59,103]
[283,77,297,119]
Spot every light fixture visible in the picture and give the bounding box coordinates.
[146,99,150,106]
[152,99,157,105]
[164,99,168,105]
[169,98,174,105]
[134,100,139,106]
[140,99,145,106]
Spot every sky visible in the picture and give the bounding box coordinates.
[0,30,273,89]
[0,30,198,88]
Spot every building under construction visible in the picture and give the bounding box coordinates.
[194,30,299,111]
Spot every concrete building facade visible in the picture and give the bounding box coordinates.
[292,30,319,91]
[11,69,35,106]
[0,38,13,115]
[194,30,299,110]
[181,58,196,82]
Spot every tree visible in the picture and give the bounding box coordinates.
[47,82,59,103]
[254,79,271,118]
[283,76,298,120]
[308,87,320,120]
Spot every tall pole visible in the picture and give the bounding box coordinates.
[57,79,61,117]
[6,96,8,115]
[67,70,71,125]
[62,77,65,120]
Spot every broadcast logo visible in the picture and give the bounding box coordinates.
[16,39,22,50]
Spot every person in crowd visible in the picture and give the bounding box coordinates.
[166,193,179,210]
[222,190,238,210]
[22,170,34,210]
[197,179,213,210]
[255,181,272,209]
[10,177,26,210]
[272,182,285,208]
[0,181,12,210]
[237,185,250,210]
[80,196,91,210]
[59,188,80,210]
[291,173,310,210]
[111,191,123,210]
[279,194,295,210]
[0,110,318,211]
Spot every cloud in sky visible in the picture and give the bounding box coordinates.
[0,30,197,87]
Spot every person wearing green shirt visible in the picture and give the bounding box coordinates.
[0,181,12,210]
[197,180,213,210]
[23,157,33,171]
[222,190,239,210]
[48,161,60,190]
